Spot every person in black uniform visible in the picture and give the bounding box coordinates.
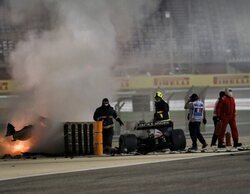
[154,91,170,122]
[93,98,124,153]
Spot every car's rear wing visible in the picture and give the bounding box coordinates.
[134,120,173,130]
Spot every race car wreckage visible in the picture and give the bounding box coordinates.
[117,120,186,155]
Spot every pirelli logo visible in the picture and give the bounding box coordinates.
[119,79,129,88]
[213,75,249,85]
[0,82,8,90]
[154,77,190,87]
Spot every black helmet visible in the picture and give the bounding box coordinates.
[219,91,225,98]
[190,93,199,102]
[102,98,109,106]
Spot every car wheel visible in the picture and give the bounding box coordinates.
[170,129,186,151]
[119,134,137,153]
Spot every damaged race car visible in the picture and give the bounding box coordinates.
[118,120,186,154]
[5,116,48,141]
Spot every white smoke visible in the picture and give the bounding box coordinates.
[7,0,42,24]
[7,0,160,153]
[108,0,160,43]
[108,0,162,73]
[8,0,118,153]
[10,0,118,123]
[8,0,161,122]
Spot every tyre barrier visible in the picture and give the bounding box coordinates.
[64,121,103,156]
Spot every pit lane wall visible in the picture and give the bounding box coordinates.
[117,73,250,90]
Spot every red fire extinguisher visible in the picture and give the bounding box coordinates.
[225,132,232,146]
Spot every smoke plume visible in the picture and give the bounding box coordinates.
[8,0,117,152]
[10,0,117,122]
[6,0,159,153]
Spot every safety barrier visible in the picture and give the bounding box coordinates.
[93,121,103,155]
[64,122,103,156]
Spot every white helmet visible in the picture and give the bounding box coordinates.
[225,88,233,97]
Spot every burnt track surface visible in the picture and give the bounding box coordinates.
[0,151,249,194]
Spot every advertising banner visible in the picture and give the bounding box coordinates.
[117,74,250,90]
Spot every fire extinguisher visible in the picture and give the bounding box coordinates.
[225,132,232,146]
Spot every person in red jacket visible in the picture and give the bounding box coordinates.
[211,91,225,146]
[217,88,242,148]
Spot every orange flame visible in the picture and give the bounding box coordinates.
[0,118,47,156]
[0,135,34,156]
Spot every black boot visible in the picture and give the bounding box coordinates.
[218,143,226,148]
[211,134,217,146]
[233,142,242,148]
[202,143,208,149]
